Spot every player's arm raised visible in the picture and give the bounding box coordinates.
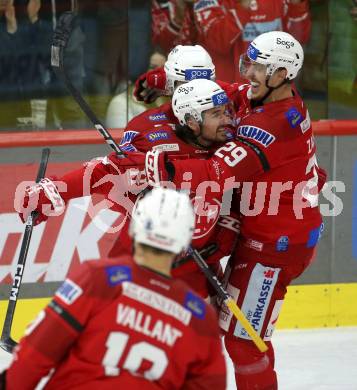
[15,152,146,225]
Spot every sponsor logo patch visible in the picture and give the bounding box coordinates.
[245,238,264,252]
[300,110,311,133]
[276,236,289,252]
[56,279,83,305]
[247,43,259,60]
[238,125,275,147]
[184,291,206,319]
[212,91,229,106]
[146,131,170,142]
[152,143,180,152]
[148,113,167,122]
[306,223,324,248]
[285,107,303,128]
[194,0,217,11]
[119,131,139,152]
[234,264,280,339]
[185,69,212,81]
[106,265,132,286]
[122,282,192,325]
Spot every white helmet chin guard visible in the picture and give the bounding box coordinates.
[244,31,304,80]
[130,188,195,254]
[172,78,229,125]
[164,45,216,95]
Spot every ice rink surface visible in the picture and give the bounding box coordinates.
[1,327,356,389]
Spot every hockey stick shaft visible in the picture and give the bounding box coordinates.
[190,249,268,353]
[50,12,124,156]
[0,148,50,353]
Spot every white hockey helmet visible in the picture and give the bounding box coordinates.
[164,45,216,95]
[172,78,229,125]
[130,188,195,254]
[241,31,304,80]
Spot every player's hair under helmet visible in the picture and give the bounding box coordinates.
[164,45,216,95]
[172,79,229,125]
[240,31,304,81]
[130,188,195,254]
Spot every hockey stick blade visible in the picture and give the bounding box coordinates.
[0,148,50,353]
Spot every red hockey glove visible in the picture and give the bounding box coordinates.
[15,178,65,225]
[133,68,167,103]
[145,150,175,187]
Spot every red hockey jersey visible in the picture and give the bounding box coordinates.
[111,102,239,269]
[165,89,326,261]
[192,0,311,82]
[152,0,196,53]
[6,257,226,389]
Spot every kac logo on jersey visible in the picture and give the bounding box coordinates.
[146,131,170,142]
[306,223,324,248]
[212,91,229,106]
[56,279,83,305]
[149,113,167,122]
[185,69,212,81]
[106,265,132,286]
[285,107,303,129]
[276,236,289,252]
[238,125,275,147]
[184,291,206,319]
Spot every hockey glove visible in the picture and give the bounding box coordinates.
[145,150,175,187]
[133,68,167,103]
[15,178,65,225]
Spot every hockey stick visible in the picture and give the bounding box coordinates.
[50,11,267,353]
[189,249,268,353]
[50,11,125,157]
[0,148,50,353]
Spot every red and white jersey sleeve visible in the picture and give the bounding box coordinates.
[55,152,146,216]
[192,0,311,82]
[7,258,226,390]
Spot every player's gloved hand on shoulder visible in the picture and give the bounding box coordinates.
[145,150,175,187]
[15,177,65,225]
[133,67,167,104]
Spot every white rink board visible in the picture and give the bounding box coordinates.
[1,327,357,389]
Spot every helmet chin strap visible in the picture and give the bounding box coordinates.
[251,76,288,107]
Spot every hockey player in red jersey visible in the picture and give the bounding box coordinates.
[117,46,238,291]
[16,77,239,298]
[145,31,327,389]
[4,188,227,390]
[151,0,197,53]
[191,0,311,83]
